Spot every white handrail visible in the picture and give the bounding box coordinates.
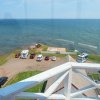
[0,62,71,97]
[0,62,100,100]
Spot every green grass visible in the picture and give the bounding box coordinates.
[42,45,48,51]
[0,55,8,65]
[29,44,48,54]
[88,73,100,94]
[70,54,77,59]
[88,54,100,63]
[70,54,100,63]
[6,71,43,92]
[13,49,22,54]
[88,73,100,80]
[29,49,41,54]
[5,71,46,100]
[0,49,22,66]
[42,53,66,57]
[9,49,22,58]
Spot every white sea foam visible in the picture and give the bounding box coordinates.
[55,39,74,44]
[78,43,97,49]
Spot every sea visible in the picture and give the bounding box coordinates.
[0,19,100,54]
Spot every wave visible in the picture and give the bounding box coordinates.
[78,43,97,49]
[55,39,74,44]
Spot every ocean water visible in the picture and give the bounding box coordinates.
[0,19,100,54]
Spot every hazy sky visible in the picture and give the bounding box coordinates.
[0,0,100,19]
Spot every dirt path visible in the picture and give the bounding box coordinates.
[0,57,67,79]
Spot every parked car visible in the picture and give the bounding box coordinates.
[15,53,20,58]
[35,43,41,48]
[30,53,35,59]
[37,54,43,61]
[20,50,29,59]
[76,53,88,63]
[45,56,49,61]
[0,77,8,88]
[51,56,56,61]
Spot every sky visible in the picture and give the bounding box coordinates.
[0,0,100,19]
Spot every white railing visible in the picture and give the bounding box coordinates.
[0,62,100,100]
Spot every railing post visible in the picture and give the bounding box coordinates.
[64,68,72,100]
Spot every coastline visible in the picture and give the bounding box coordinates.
[0,43,100,79]
[0,43,100,66]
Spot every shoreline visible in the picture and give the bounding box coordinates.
[0,43,100,66]
[0,41,99,56]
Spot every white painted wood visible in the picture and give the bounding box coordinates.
[16,92,46,99]
[71,85,96,97]
[48,94,66,100]
[0,62,71,97]
[7,96,15,100]
[64,69,72,100]
[45,71,69,97]
[72,62,100,69]
[0,96,15,100]
[16,92,66,100]
[0,62,100,100]
[73,69,99,87]
[71,97,100,100]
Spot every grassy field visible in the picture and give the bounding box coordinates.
[5,71,46,100]
[88,73,100,81]
[0,49,22,66]
[88,54,100,63]
[0,55,8,65]
[42,53,66,57]
[70,53,100,63]
[6,71,43,92]
[70,54,77,59]
[41,45,48,51]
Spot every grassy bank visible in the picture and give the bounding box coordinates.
[0,55,8,66]
[88,54,100,63]
[41,45,48,51]
[0,49,22,66]
[6,71,43,92]
[42,53,66,57]
[70,53,100,63]
[5,71,47,100]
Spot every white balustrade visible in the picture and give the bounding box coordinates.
[0,62,100,100]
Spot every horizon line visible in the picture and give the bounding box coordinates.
[0,18,100,20]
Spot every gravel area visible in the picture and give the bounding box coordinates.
[0,56,67,79]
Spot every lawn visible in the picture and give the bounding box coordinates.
[0,55,8,65]
[70,53,100,63]
[41,45,48,51]
[5,71,47,100]
[88,54,100,63]
[70,54,77,59]
[42,53,66,57]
